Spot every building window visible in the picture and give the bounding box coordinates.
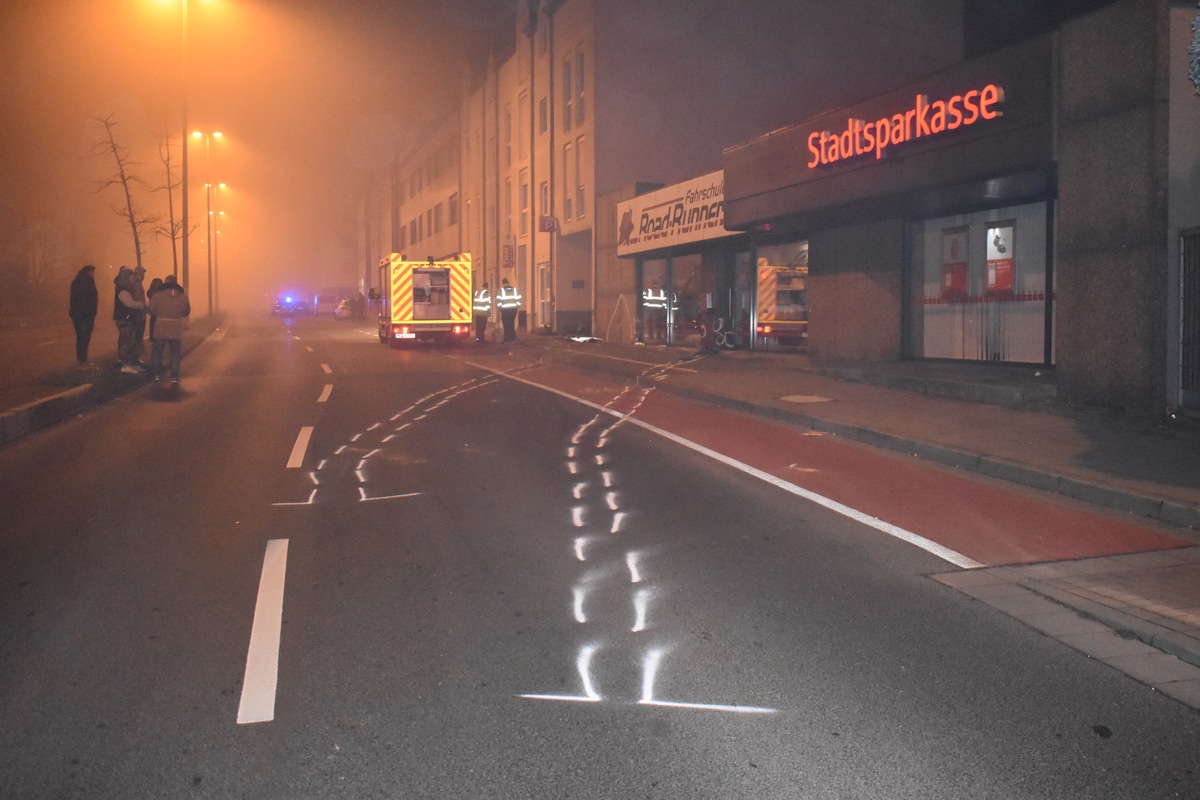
[434,203,443,234]
[563,57,573,132]
[539,97,548,135]
[575,135,585,217]
[399,227,406,252]
[448,193,459,226]
[538,16,548,56]
[519,91,530,161]
[520,169,529,236]
[505,104,512,168]
[914,202,1049,363]
[576,50,585,125]
[540,181,548,218]
[505,178,513,236]
[563,141,573,219]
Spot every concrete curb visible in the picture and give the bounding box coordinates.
[1024,581,1200,670]
[0,327,216,450]
[665,381,1200,531]
[542,344,1200,531]
[0,385,96,446]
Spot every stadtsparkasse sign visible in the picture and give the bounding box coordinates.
[808,84,1005,167]
[722,35,1053,231]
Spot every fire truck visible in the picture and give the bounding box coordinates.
[376,253,474,345]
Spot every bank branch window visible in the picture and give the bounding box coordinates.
[915,202,1049,364]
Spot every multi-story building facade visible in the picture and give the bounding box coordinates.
[359,1,1200,414]
[360,0,962,338]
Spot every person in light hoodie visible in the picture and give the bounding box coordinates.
[146,274,190,385]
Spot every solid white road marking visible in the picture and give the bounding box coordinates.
[480,366,981,569]
[237,539,289,724]
[317,384,333,403]
[287,427,313,469]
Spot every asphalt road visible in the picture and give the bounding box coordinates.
[2,314,1198,799]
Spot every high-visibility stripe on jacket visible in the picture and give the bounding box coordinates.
[473,289,491,313]
[642,288,667,310]
[497,285,522,310]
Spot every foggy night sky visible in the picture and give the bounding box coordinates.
[0,0,963,313]
[0,0,515,311]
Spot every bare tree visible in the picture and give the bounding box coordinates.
[152,131,184,277]
[92,114,160,270]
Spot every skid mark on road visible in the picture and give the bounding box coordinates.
[272,375,498,506]
[512,362,777,714]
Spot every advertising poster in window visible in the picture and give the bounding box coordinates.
[941,228,968,298]
[986,224,1014,293]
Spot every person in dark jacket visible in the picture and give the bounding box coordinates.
[129,265,148,368]
[68,265,98,365]
[113,266,146,373]
[146,274,190,384]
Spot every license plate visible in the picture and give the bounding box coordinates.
[394,332,416,339]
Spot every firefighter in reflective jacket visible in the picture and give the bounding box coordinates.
[642,284,669,341]
[473,282,492,342]
[497,278,522,342]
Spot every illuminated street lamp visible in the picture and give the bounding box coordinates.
[193,130,222,315]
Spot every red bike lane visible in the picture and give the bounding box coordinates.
[507,363,1189,568]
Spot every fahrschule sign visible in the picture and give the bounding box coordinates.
[616,171,737,257]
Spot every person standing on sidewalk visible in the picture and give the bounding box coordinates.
[68,264,98,366]
[473,282,491,343]
[129,266,149,369]
[146,274,190,385]
[113,267,145,374]
[497,278,522,343]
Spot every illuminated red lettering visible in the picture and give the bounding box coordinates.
[914,95,932,137]
[946,96,963,129]
[807,83,1005,169]
[979,83,1004,119]
[930,100,946,133]
[961,90,980,125]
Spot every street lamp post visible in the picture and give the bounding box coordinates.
[194,130,222,315]
[214,211,224,311]
[180,0,189,289]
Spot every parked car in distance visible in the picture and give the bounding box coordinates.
[313,285,358,315]
[334,299,354,320]
[273,294,310,316]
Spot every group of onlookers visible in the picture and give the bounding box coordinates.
[68,264,191,384]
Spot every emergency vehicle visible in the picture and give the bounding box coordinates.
[755,258,808,346]
[377,253,474,345]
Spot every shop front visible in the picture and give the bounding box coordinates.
[617,171,751,349]
[723,35,1056,365]
[617,170,816,351]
